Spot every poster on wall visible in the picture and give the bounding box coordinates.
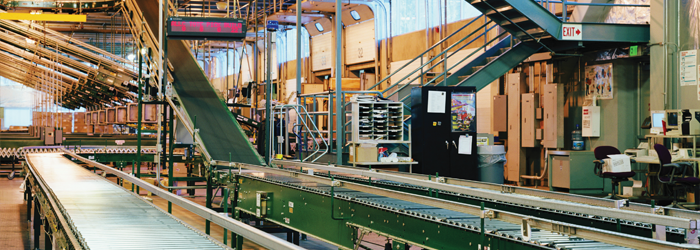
[680,50,697,86]
[451,92,476,132]
[584,63,614,100]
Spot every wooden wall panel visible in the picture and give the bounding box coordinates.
[311,33,332,71]
[445,17,486,50]
[345,19,376,65]
[390,30,426,62]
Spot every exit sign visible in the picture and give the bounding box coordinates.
[561,23,582,40]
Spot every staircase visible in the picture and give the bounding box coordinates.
[343,0,650,161]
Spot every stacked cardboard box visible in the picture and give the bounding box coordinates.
[103,125,113,134]
[74,112,88,133]
[61,113,73,133]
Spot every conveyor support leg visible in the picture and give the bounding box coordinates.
[33,201,40,250]
[25,185,31,221]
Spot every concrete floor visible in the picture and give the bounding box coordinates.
[0,163,401,250]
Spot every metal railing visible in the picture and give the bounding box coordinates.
[271,104,329,162]
[534,0,650,22]
[367,14,498,99]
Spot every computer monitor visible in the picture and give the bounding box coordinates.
[651,110,665,134]
[666,110,680,129]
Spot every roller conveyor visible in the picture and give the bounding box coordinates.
[236,172,634,250]
[25,153,229,250]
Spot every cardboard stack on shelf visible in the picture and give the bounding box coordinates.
[61,113,73,133]
[74,112,88,133]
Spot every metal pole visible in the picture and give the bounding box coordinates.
[136,44,143,195]
[296,0,302,156]
[264,27,273,163]
[334,0,342,165]
[562,0,567,21]
[168,105,175,213]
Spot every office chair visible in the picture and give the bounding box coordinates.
[654,144,700,209]
[593,146,636,199]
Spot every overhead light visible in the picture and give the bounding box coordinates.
[140,47,148,55]
[25,38,35,44]
[29,10,43,15]
[127,54,136,61]
[216,1,228,10]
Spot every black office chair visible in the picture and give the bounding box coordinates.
[593,146,636,199]
[654,144,700,209]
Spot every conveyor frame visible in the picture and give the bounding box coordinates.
[61,149,304,250]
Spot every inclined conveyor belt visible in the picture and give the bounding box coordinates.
[132,0,264,166]
[243,172,632,250]
[26,153,229,250]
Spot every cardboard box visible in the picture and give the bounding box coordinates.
[302,84,325,94]
[350,145,378,163]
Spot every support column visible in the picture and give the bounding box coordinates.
[136,43,143,195]
[334,0,343,165]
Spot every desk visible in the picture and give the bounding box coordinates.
[645,134,699,158]
[631,156,700,198]
[547,150,610,194]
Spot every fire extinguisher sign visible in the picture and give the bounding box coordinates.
[561,23,582,40]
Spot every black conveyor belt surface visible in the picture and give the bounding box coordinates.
[136,0,263,165]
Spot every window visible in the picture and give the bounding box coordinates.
[390,0,481,37]
[4,108,32,128]
[350,10,361,21]
[314,22,324,32]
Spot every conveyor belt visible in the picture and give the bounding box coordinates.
[241,172,633,250]
[133,0,263,166]
[26,153,229,250]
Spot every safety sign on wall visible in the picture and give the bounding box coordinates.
[561,23,582,40]
[680,50,697,86]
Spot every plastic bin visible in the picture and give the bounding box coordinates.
[477,145,506,184]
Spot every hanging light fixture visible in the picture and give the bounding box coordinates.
[216,1,228,10]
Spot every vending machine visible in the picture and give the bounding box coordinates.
[411,86,478,180]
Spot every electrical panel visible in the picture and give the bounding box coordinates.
[522,93,540,147]
[492,95,507,132]
[582,106,601,137]
[506,73,525,183]
[543,84,564,148]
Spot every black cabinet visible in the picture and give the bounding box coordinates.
[411,86,478,180]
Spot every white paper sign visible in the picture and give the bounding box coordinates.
[427,91,446,113]
[680,50,697,86]
[458,135,472,155]
[602,154,632,173]
[561,23,582,40]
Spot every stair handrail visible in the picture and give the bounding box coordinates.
[377,19,497,101]
[394,32,509,105]
[432,33,512,88]
[366,14,487,91]
[385,24,505,102]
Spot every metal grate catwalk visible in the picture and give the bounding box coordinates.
[26,153,229,250]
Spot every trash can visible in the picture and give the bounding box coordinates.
[477,145,506,184]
